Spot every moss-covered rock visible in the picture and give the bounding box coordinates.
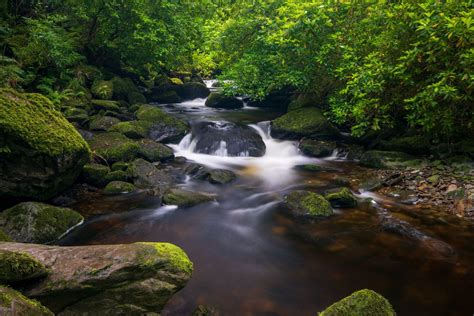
[287,93,318,112]
[299,139,336,158]
[104,170,130,182]
[325,188,358,208]
[104,181,137,195]
[0,202,83,244]
[0,250,49,283]
[88,132,140,163]
[135,105,188,142]
[109,121,148,139]
[75,64,103,86]
[91,99,122,112]
[138,139,174,162]
[177,82,210,100]
[360,150,414,169]
[319,289,396,316]
[82,163,111,187]
[89,115,121,131]
[128,158,175,190]
[0,242,192,315]
[271,107,340,140]
[284,191,333,218]
[153,90,182,104]
[111,76,139,101]
[163,188,215,207]
[0,89,90,200]
[91,80,114,100]
[205,92,243,109]
[208,169,236,184]
[127,91,147,105]
[0,286,53,315]
[63,107,89,125]
[111,161,129,172]
[379,135,431,155]
[170,77,184,85]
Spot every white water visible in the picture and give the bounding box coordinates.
[170,121,324,188]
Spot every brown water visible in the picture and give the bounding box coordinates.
[59,103,474,316]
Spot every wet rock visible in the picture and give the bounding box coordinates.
[163,188,215,207]
[325,188,358,208]
[103,181,137,195]
[135,105,188,142]
[319,289,396,316]
[109,121,148,139]
[284,191,333,218]
[0,250,49,284]
[152,90,182,103]
[208,169,236,184]
[0,286,53,315]
[360,178,383,192]
[128,159,175,191]
[360,150,415,169]
[190,121,266,157]
[82,163,111,187]
[0,242,192,315]
[0,89,90,200]
[177,82,210,100]
[88,132,140,163]
[298,139,336,158]
[0,202,83,244]
[89,115,121,131]
[205,92,243,109]
[138,139,174,162]
[271,107,340,140]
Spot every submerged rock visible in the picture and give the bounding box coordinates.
[205,92,243,109]
[284,191,333,218]
[325,188,358,208]
[0,286,53,316]
[0,89,90,200]
[0,242,193,315]
[0,202,83,244]
[163,188,215,207]
[319,289,396,316]
[0,250,49,284]
[271,107,340,140]
[190,121,266,157]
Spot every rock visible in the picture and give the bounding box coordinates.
[360,150,414,169]
[0,202,83,244]
[0,286,53,315]
[247,88,292,108]
[325,188,358,208]
[0,89,90,200]
[88,132,140,163]
[89,115,121,131]
[109,121,148,139]
[190,121,266,157]
[128,159,175,191]
[138,139,174,162]
[360,178,383,192]
[110,76,139,101]
[271,107,340,140]
[170,77,184,85]
[205,92,243,109]
[177,82,210,100]
[297,164,338,172]
[382,173,403,186]
[319,289,396,316]
[111,161,129,171]
[208,169,236,184]
[0,242,192,315]
[153,90,182,104]
[299,139,336,158]
[82,163,111,187]
[135,105,188,142]
[63,107,89,125]
[104,170,130,182]
[0,250,49,283]
[75,64,103,85]
[103,181,137,195]
[163,188,215,207]
[91,99,122,112]
[91,80,113,100]
[127,91,147,104]
[287,93,317,111]
[284,191,333,218]
[192,305,220,316]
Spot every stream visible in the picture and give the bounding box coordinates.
[59,82,474,316]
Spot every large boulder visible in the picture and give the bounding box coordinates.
[205,92,243,109]
[319,289,396,316]
[190,121,266,157]
[135,105,188,142]
[177,82,210,100]
[0,286,53,316]
[284,191,333,218]
[271,107,340,140]
[0,202,83,244]
[0,89,90,200]
[0,242,193,315]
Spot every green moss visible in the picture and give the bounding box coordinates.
[82,163,110,187]
[0,286,54,315]
[272,107,339,139]
[137,139,174,162]
[127,91,146,105]
[104,181,136,195]
[111,76,138,100]
[0,250,49,283]
[89,115,121,131]
[319,289,396,316]
[137,242,193,275]
[0,88,91,157]
[360,150,414,169]
[91,99,121,112]
[88,132,140,163]
[111,162,129,171]
[170,77,184,85]
[91,80,114,100]
[285,191,333,217]
[325,188,358,208]
[153,90,182,103]
[109,121,147,139]
[135,105,187,131]
[105,170,130,182]
[0,229,12,242]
